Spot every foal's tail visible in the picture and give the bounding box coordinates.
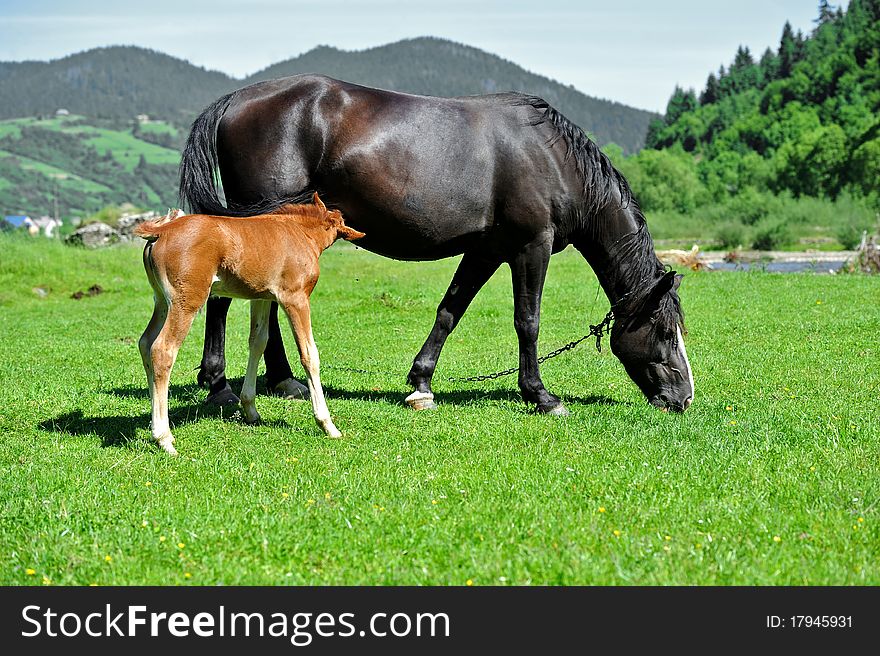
[178,92,236,215]
[134,222,165,242]
[134,209,186,242]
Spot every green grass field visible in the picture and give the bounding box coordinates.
[0,235,877,585]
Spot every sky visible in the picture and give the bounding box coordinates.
[0,0,835,113]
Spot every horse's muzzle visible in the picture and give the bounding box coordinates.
[650,395,692,413]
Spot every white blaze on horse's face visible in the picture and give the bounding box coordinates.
[677,326,694,408]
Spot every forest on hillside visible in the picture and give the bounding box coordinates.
[606,0,880,250]
[0,37,656,154]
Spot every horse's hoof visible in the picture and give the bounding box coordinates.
[405,390,437,411]
[156,435,178,456]
[536,402,570,416]
[242,409,261,425]
[205,385,240,407]
[274,378,310,400]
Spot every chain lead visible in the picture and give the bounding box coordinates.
[326,309,616,384]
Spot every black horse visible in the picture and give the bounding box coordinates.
[179,74,694,415]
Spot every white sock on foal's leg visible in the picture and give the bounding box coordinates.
[281,296,342,438]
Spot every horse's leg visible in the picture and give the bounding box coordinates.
[278,292,341,438]
[150,303,201,455]
[138,293,168,412]
[198,296,240,406]
[406,252,501,410]
[240,300,272,424]
[264,302,310,400]
[509,236,568,415]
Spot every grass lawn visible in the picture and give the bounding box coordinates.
[0,235,877,585]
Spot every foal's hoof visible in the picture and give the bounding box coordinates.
[405,390,438,411]
[536,402,570,416]
[205,385,240,407]
[156,435,178,456]
[274,378,310,401]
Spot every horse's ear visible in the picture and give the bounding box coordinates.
[313,192,326,212]
[648,270,677,306]
[337,225,366,241]
[673,273,683,291]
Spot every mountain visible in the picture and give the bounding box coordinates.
[0,47,233,127]
[0,38,657,153]
[244,38,656,153]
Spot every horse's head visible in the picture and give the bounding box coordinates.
[610,271,694,412]
[312,192,365,242]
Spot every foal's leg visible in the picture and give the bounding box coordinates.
[265,302,310,400]
[279,292,341,438]
[509,235,568,415]
[240,300,272,424]
[406,252,501,410]
[198,296,240,406]
[138,292,168,411]
[150,303,201,454]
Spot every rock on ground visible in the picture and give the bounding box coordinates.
[65,222,119,248]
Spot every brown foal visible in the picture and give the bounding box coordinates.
[136,193,364,455]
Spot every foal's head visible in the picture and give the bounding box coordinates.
[311,193,365,242]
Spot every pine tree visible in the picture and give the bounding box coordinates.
[759,47,780,84]
[778,21,798,77]
[816,0,837,27]
[700,72,720,105]
[664,85,688,125]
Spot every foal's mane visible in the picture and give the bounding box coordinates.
[513,95,685,336]
[266,203,324,217]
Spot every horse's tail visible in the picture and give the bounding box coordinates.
[134,209,187,242]
[178,93,236,215]
[134,221,166,242]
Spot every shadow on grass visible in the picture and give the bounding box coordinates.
[37,403,242,448]
[46,378,625,448]
[105,378,625,411]
[319,385,625,411]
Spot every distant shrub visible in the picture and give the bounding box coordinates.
[715,221,748,249]
[81,204,144,229]
[752,220,792,250]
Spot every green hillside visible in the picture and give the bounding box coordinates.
[0,38,664,221]
[246,37,655,154]
[608,0,880,249]
[0,114,181,219]
[0,38,658,154]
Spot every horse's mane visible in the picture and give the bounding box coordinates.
[607,227,686,336]
[513,94,684,335]
[511,95,635,221]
